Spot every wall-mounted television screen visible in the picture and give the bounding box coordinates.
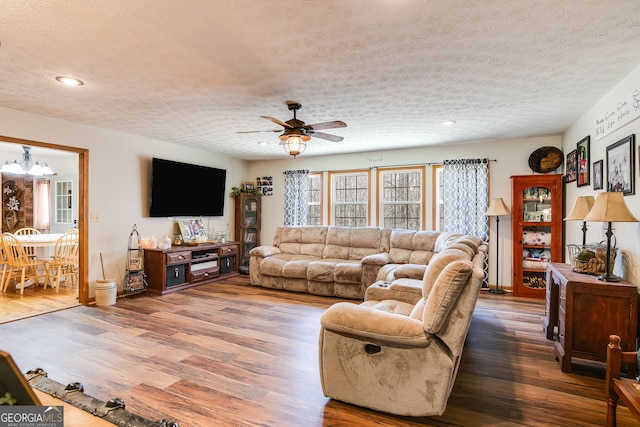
[149,158,226,217]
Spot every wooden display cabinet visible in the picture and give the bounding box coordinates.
[143,242,239,295]
[234,193,261,274]
[511,174,563,298]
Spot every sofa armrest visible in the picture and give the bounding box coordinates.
[249,245,281,257]
[320,302,430,347]
[361,252,391,265]
[365,279,423,305]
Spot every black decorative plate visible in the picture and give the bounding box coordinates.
[528,146,563,173]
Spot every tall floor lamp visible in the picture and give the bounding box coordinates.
[583,192,638,282]
[486,198,511,294]
[564,196,595,245]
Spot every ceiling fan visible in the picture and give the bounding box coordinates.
[237,101,347,156]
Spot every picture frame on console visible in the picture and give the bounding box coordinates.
[606,134,635,195]
[178,219,208,243]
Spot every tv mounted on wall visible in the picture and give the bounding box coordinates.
[149,157,227,217]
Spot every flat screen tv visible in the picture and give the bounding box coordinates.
[149,158,227,217]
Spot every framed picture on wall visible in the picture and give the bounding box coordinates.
[593,159,603,190]
[606,134,635,195]
[565,149,577,183]
[576,136,590,187]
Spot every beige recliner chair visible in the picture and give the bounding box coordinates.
[318,248,484,417]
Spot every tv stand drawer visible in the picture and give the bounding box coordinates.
[191,267,220,283]
[167,251,191,264]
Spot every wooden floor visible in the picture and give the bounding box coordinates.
[0,279,79,324]
[0,276,636,426]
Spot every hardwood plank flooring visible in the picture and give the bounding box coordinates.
[0,276,636,426]
[0,280,79,324]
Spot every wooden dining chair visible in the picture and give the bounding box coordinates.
[1,233,46,295]
[44,231,79,292]
[14,227,42,259]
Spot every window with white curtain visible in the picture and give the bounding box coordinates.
[442,159,489,240]
[329,170,370,226]
[283,169,309,226]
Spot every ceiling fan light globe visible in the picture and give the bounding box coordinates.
[282,135,307,157]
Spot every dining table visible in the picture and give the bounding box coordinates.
[12,233,70,289]
[14,233,64,247]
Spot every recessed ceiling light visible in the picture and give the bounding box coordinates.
[258,141,268,145]
[442,120,456,126]
[55,76,84,86]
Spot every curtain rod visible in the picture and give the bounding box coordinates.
[318,159,497,173]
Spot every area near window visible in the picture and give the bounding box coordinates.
[328,170,370,227]
[377,166,426,230]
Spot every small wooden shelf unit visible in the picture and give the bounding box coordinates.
[143,242,239,295]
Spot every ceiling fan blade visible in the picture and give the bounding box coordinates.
[304,120,347,131]
[261,116,293,128]
[307,131,344,142]
[235,129,281,134]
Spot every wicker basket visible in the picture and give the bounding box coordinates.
[567,243,615,275]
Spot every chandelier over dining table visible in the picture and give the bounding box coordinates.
[0,146,54,176]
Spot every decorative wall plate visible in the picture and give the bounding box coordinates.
[528,146,563,173]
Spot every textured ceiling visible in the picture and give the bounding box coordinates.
[2,1,640,160]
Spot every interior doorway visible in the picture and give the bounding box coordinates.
[0,135,88,322]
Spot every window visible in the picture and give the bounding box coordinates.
[378,167,425,230]
[55,180,73,224]
[329,170,370,226]
[307,173,322,225]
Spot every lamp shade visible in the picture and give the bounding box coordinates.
[486,198,510,216]
[583,192,639,223]
[564,196,595,221]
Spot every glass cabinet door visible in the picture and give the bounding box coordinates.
[511,174,562,299]
[521,186,552,290]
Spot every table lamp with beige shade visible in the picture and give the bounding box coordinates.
[486,197,511,294]
[583,192,638,282]
[564,195,595,245]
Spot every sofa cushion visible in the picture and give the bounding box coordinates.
[334,261,363,284]
[323,227,351,259]
[308,260,339,282]
[361,299,415,316]
[422,260,474,334]
[281,256,318,278]
[434,231,464,252]
[348,227,385,260]
[446,243,476,258]
[277,226,327,256]
[393,264,427,280]
[388,230,439,264]
[422,248,471,295]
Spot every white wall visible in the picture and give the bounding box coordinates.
[0,106,248,296]
[563,62,640,287]
[246,135,562,288]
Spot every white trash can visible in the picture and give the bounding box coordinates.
[95,279,117,306]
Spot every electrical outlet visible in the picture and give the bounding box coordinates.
[90,214,100,222]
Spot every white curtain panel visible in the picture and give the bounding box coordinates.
[283,169,309,226]
[443,159,490,287]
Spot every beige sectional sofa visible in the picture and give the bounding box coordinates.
[319,241,487,416]
[249,225,486,299]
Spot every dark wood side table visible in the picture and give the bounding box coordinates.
[545,262,638,373]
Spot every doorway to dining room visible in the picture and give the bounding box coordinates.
[0,136,88,323]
